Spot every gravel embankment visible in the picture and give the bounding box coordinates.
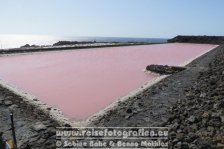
[0,86,61,148]
[0,42,149,55]
[166,46,224,148]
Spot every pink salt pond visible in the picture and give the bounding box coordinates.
[0,43,217,120]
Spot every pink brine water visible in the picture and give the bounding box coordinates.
[0,43,217,120]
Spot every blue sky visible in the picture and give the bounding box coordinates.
[0,0,224,38]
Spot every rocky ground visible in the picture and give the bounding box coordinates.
[0,86,61,148]
[146,64,186,75]
[0,44,223,149]
[166,45,224,148]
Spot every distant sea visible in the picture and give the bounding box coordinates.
[0,35,167,49]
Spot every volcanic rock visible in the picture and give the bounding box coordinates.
[146,64,186,75]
